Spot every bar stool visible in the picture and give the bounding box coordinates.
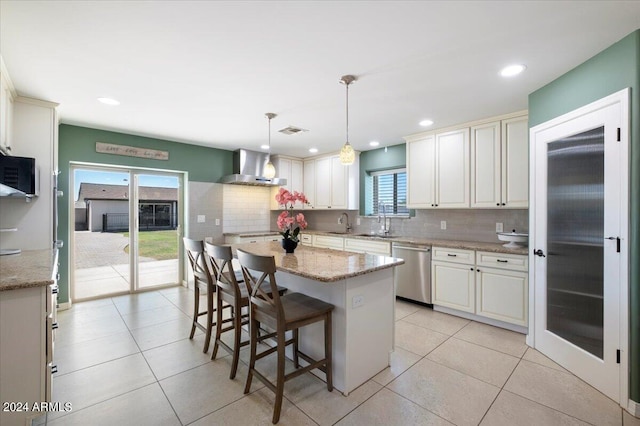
[204,242,286,379]
[183,237,233,353]
[237,249,334,424]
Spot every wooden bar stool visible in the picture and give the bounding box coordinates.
[183,237,233,353]
[204,242,286,379]
[237,249,334,424]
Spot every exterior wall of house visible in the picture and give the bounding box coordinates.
[528,29,640,403]
[88,200,129,231]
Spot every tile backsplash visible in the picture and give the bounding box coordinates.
[222,185,272,233]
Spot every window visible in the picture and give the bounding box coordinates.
[371,168,409,215]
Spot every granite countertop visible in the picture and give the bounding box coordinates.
[232,241,404,283]
[300,230,529,255]
[0,249,57,291]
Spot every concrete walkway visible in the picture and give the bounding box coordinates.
[74,231,156,269]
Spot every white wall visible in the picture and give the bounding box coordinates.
[222,185,271,233]
[88,200,128,231]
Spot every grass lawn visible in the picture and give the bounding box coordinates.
[122,230,178,260]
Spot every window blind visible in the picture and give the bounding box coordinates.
[372,168,408,215]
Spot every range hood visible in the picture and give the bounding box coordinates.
[219,149,287,186]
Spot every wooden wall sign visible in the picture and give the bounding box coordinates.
[96,142,169,160]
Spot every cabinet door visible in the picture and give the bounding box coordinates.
[471,122,501,208]
[315,157,332,208]
[432,260,475,313]
[476,266,528,326]
[278,158,292,191]
[290,160,304,194]
[303,159,316,208]
[501,116,529,208]
[436,128,470,208]
[330,155,347,208]
[406,136,436,208]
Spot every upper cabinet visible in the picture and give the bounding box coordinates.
[470,115,528,208]
[270,156,304,209]
[406,112,528,210]
[304,152,359,210]
[406,128,469,209]
[0,64,15,154]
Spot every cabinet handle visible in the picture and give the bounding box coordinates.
[447,254,457,257]
[501,203,506,206]
[497,259,508,263]
[470,267,474,271]
[51,365,58,374]
[496,203,500,206]
[52,287,58,294]
[435,204,438,207]
[52,322,59,330]
[477,269,481,272]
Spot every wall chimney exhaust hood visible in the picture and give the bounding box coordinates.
[219,149,287,186]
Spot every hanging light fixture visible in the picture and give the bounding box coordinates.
[263,112,277,179]
[339,75,356,165]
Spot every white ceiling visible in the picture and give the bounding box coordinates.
[1,1,639,158]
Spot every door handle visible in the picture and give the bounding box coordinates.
[533,249,546,257]
[605,237,621,253]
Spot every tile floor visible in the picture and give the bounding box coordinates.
[43,287,638,426]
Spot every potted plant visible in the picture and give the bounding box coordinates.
[275,188,310,253]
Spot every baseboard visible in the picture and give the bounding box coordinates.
[57,301,71,311]
[432,305,528,334]
[627,399,640,418]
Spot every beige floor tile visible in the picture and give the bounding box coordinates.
[522,347,568,373]
[190,388,315,426]
[54,331,139,375]
[143,334,217,380]
[74,265,124,280]
[129,316,201,351]
[454,321,527,357]
[121,304,189,330]
[63,297,115,311]
[57,302,120,326]
[371,347,422,386]
[50,354,156,420]
[74,276,130,300]
[402,308,471,335]
[160,358,264,425]
[624,411,640,426]
[55,314,129,348]
[46,383,180,426]
[426,337,519,387]
[504,360,621,425]
[112,291,173,314]
[336,387,453,426]
[283,374,382,426]
[395,320,449,356]
[480,390,592,426]
[395,299,421,320]
[387,358,499,426]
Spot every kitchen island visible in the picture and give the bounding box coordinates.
[232,241,404,395]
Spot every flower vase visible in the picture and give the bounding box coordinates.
[281,239,298,254]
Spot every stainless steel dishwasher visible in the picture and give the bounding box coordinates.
[392,243,432,305]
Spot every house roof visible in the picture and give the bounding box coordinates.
[78,183,177,202]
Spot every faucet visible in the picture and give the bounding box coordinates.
[377,201,390,235]
[338,212,352,233]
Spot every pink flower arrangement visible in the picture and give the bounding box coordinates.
[275,188,311,242]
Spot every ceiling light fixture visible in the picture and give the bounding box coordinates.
[309,148,318,154]
[264,113,277,179]
[260,144,270,150]
[369,141,380,147]
[500,64,526,77]
[97,97,120,106]
[339,75,356,165]
[419,119,434,127]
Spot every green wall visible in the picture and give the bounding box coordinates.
[57,124,234,304]
[359,143,407,215]
[529,29,640,402]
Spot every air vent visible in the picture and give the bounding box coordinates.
[278,126,308,135]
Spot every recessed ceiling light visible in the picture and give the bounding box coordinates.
[260,144,270,150]
[419,119,434,127]
[369,141,380,147]
[97,97,120,106]
[309,148,318,154]
[500,64,526,77]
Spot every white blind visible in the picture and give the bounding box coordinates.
[372,168,408,215]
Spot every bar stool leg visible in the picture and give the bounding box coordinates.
[190,285,200,339]
[229,304,242,379]
[244,316,258,394]
[202,288,214,353]
[292,329,299,368]
[325,313,333,392]
[211,292,223,360]
[273,325,287,424]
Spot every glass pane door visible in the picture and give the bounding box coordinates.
[134,173,181,290]
[546,126,604,359]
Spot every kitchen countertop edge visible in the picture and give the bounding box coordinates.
[0,249,56,291]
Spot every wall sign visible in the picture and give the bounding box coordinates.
[96,142,169,160]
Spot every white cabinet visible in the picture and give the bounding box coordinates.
[304,153,359,210]
[311,234,344,250]
[431,247,475,312]
[270,156,304,209]
[300,234,313,246]
[0,66,14,154]
[343,238,391,256]
[225,234,279,244]
[432,246,528,327]
[501,116,529,208]
[470,116,528,208]
[406,129,469,209]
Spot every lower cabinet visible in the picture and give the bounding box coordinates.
[343,238,391,256]
[311,234,344,250]
[432,247,528,327]
[225,234,280,244]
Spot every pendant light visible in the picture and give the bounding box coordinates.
[264,112,277,179]
[339,75,356,165]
